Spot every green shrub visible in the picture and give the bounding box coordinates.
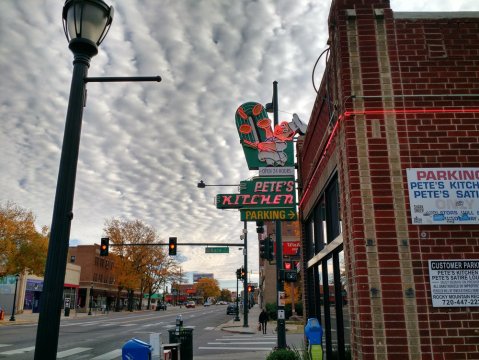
[266,348,299,360]
[265,302,277,320]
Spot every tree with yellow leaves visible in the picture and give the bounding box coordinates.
[103,218,179,311]
[0,202,48,277]
[194,277,221,303]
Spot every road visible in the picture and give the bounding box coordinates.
[0,305,303,359]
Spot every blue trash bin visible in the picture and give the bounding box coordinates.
[305,318,323,345]
[122,338,152,360]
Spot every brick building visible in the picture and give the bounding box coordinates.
[69,244,139,311]
[298,1,479,359]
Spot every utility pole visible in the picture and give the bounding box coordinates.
[243,221,249,327]
[273,81,286,348]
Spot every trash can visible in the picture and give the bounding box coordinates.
[168,327,193,360]
[122,338,153,360]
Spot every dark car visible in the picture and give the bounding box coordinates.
[155,302,167,311]
[226,303,238,315]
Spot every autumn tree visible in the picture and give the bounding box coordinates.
[103,218,179,310]
[0,202,48,276]
[219,288,232,302]
[194,278,221,302]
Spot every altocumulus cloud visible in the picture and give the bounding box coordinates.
[0,0,475,288]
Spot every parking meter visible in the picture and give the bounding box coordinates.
[175,314,183,335]
[305,318,323,360]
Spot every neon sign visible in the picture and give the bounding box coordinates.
[235,102,306,170]
[216,176,296,210]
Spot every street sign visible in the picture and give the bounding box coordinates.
[241,209,297,221]
[205,247,229,254]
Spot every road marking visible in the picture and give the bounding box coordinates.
[198,346,271,351]
[119,324,137,327]
[57,347,91,358]
[204,327,215,330]
[0,346,35,355]
[208,342,275,345]
[90,349,122,359]
[0,344,12,348]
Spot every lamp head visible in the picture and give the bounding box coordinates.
[62,0,114,57]
[197,180,206,188]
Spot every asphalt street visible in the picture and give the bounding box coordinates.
[0,304,305,359]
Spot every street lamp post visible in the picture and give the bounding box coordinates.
[34,1,113,358]
[9,274,19,322]
[242,222,249,328]
[234,269,240,322]
[88,283,93,315]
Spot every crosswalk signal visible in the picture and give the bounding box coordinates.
[169,237,177,256]
[100,237,109,256]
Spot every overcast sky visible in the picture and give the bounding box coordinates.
[0,0,476,291]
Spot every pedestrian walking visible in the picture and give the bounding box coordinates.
[258,308,269,334]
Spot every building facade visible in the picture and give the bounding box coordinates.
[298,1,479,359]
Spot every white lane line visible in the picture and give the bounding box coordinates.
[208,342,276,345]
[119,324,137,327]
[0,344,12,348]
[204,327,215,330]
[0,346,35,355]
[56,347,91,358]
[90,349,122,360]
[198,346,271,351]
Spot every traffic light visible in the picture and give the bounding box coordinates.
[259,237,267,259]
[284,261,292,271]
[236,268,241,279]
[256,221,264,234]
[266,236,274,261]
[240,266,246,280]
[168,237,177,256]
[100,237,109,256]
[248,285,254,293]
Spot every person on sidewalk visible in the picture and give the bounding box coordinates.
[259,308,269,334]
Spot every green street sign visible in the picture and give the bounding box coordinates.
[205,247,229,254]
[241,209,298,221]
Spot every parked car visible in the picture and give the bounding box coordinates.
[226,303,238,315]
[217,301,228,305]
[155,302,167,311]
[185,301,196,308]
[204,301,212,306]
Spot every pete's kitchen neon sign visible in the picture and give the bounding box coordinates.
[216,178,295,209]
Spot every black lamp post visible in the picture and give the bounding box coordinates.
[34,1,113,358]
[88,283,94,315]
[9,274,20,322]
[234,272,240,322]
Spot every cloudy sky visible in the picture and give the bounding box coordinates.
[0,0,476,290]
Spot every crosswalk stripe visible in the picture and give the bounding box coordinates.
[0,346,35,355]
[0,344,12,348]
[57,347,91,358]
[198,346,271,351]
[119,324,137,327]
[90,349,122,360]
[208,342,275,345]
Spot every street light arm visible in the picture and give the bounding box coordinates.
[197,180,239,188]
[85,76,162,83]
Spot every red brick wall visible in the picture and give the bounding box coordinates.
[299,1,479,358]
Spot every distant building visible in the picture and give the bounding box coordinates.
[192,273,214,282]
